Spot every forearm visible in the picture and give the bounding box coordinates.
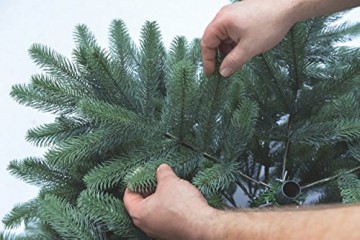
[291,0,360,21]
[203,205,360,240]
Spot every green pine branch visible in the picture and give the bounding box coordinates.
[2,199,39,229]
[77,190,136,238]
[193,161,240,195]
[84,140,178,191]
[163,59,198,141]
[5,13,360,239]
[138,21,166,116]
[338,173,360,203]
[222,98,259,161]
[7,157,70,187]
[26,116,91,147]
[39,195,101,240]
[29,44,81,86]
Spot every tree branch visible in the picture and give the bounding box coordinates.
[281,115,293,179]
[164,132,271,188]
[301,165,360,190]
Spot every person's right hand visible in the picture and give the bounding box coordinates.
[201,0,299,77]
[123,164,218,240]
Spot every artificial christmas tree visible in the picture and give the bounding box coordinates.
[2,9,360,240]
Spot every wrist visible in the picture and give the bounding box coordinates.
[196,208,254,240]
[281,0,306,25]
[287,0,358,22]
[289,0,318,21]
[193,207,225,240]
[201,209,274,240]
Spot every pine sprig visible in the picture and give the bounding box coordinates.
[73,24,98,50]
[336,119,360,141]
[10,76,78,114]
[124,163,159,194]
[77,190,135,237]
[163,59,198,141]
[26,116,91,147]
[222,98,259,161]
[285,22,308,94]
[138,21,166,116]
[44,127,129,170]
[108,19,137,67]
[29,44,81,85]
[333,92,360,119]
[168,36,189,65]
[108,19,140,110]
[83,156,135,191]
[39,195,101,240]
[196,70,232,152]
[338,173,360,203]
[2,199,39,229]
[78,99,158,135]
[123,150,201,194]
[318,22,360,44]
[7,157,70,187]
[84,139,178,191]
[193,161,240,195]
[289,118,360,145]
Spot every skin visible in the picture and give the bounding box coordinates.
[124,164,215,240]
[201,0,360,77]
[124,1,360,239]
[124,164,360,240]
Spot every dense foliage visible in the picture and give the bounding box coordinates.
[2,11,360,240]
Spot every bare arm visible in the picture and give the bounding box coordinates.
[214,205,360,239]
[124,164,360,239]
[201,0,360,77]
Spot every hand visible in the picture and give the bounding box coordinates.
[201,0,298,77]
[123,164,217,240]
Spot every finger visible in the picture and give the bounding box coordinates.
[201,41,217,76]
[201,19,219,76]
[123,188,144,212]
[201,22,229,76]
[220,41,254,77]
[156,164,179,186]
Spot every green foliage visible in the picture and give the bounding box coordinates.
[26,116,91,147]
[2,199,39,229]
[163,59,198,141]
[250,181,282,208]
[193,162,240,195]
[124,162,160,193]
[4,12,360,239]
[0,220,62,240]
[77,190,143,238]
[338,173,360,203]
[39,195,102,240]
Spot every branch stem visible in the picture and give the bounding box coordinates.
[301,165,360,190]
[164,132,271,188]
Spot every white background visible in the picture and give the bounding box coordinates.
[0,0,359,232]
[0,0,229,231]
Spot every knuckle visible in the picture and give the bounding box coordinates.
[226,53,239,65]
[219,4,230,14]
[216,4,234,22]
[200,38,207,49]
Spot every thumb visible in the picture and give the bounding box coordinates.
[156,164,178,186]
[123,188,144,212]
[220,42,254,77]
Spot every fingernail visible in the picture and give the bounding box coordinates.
[220,67,234,77]
[157,164,170,171]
